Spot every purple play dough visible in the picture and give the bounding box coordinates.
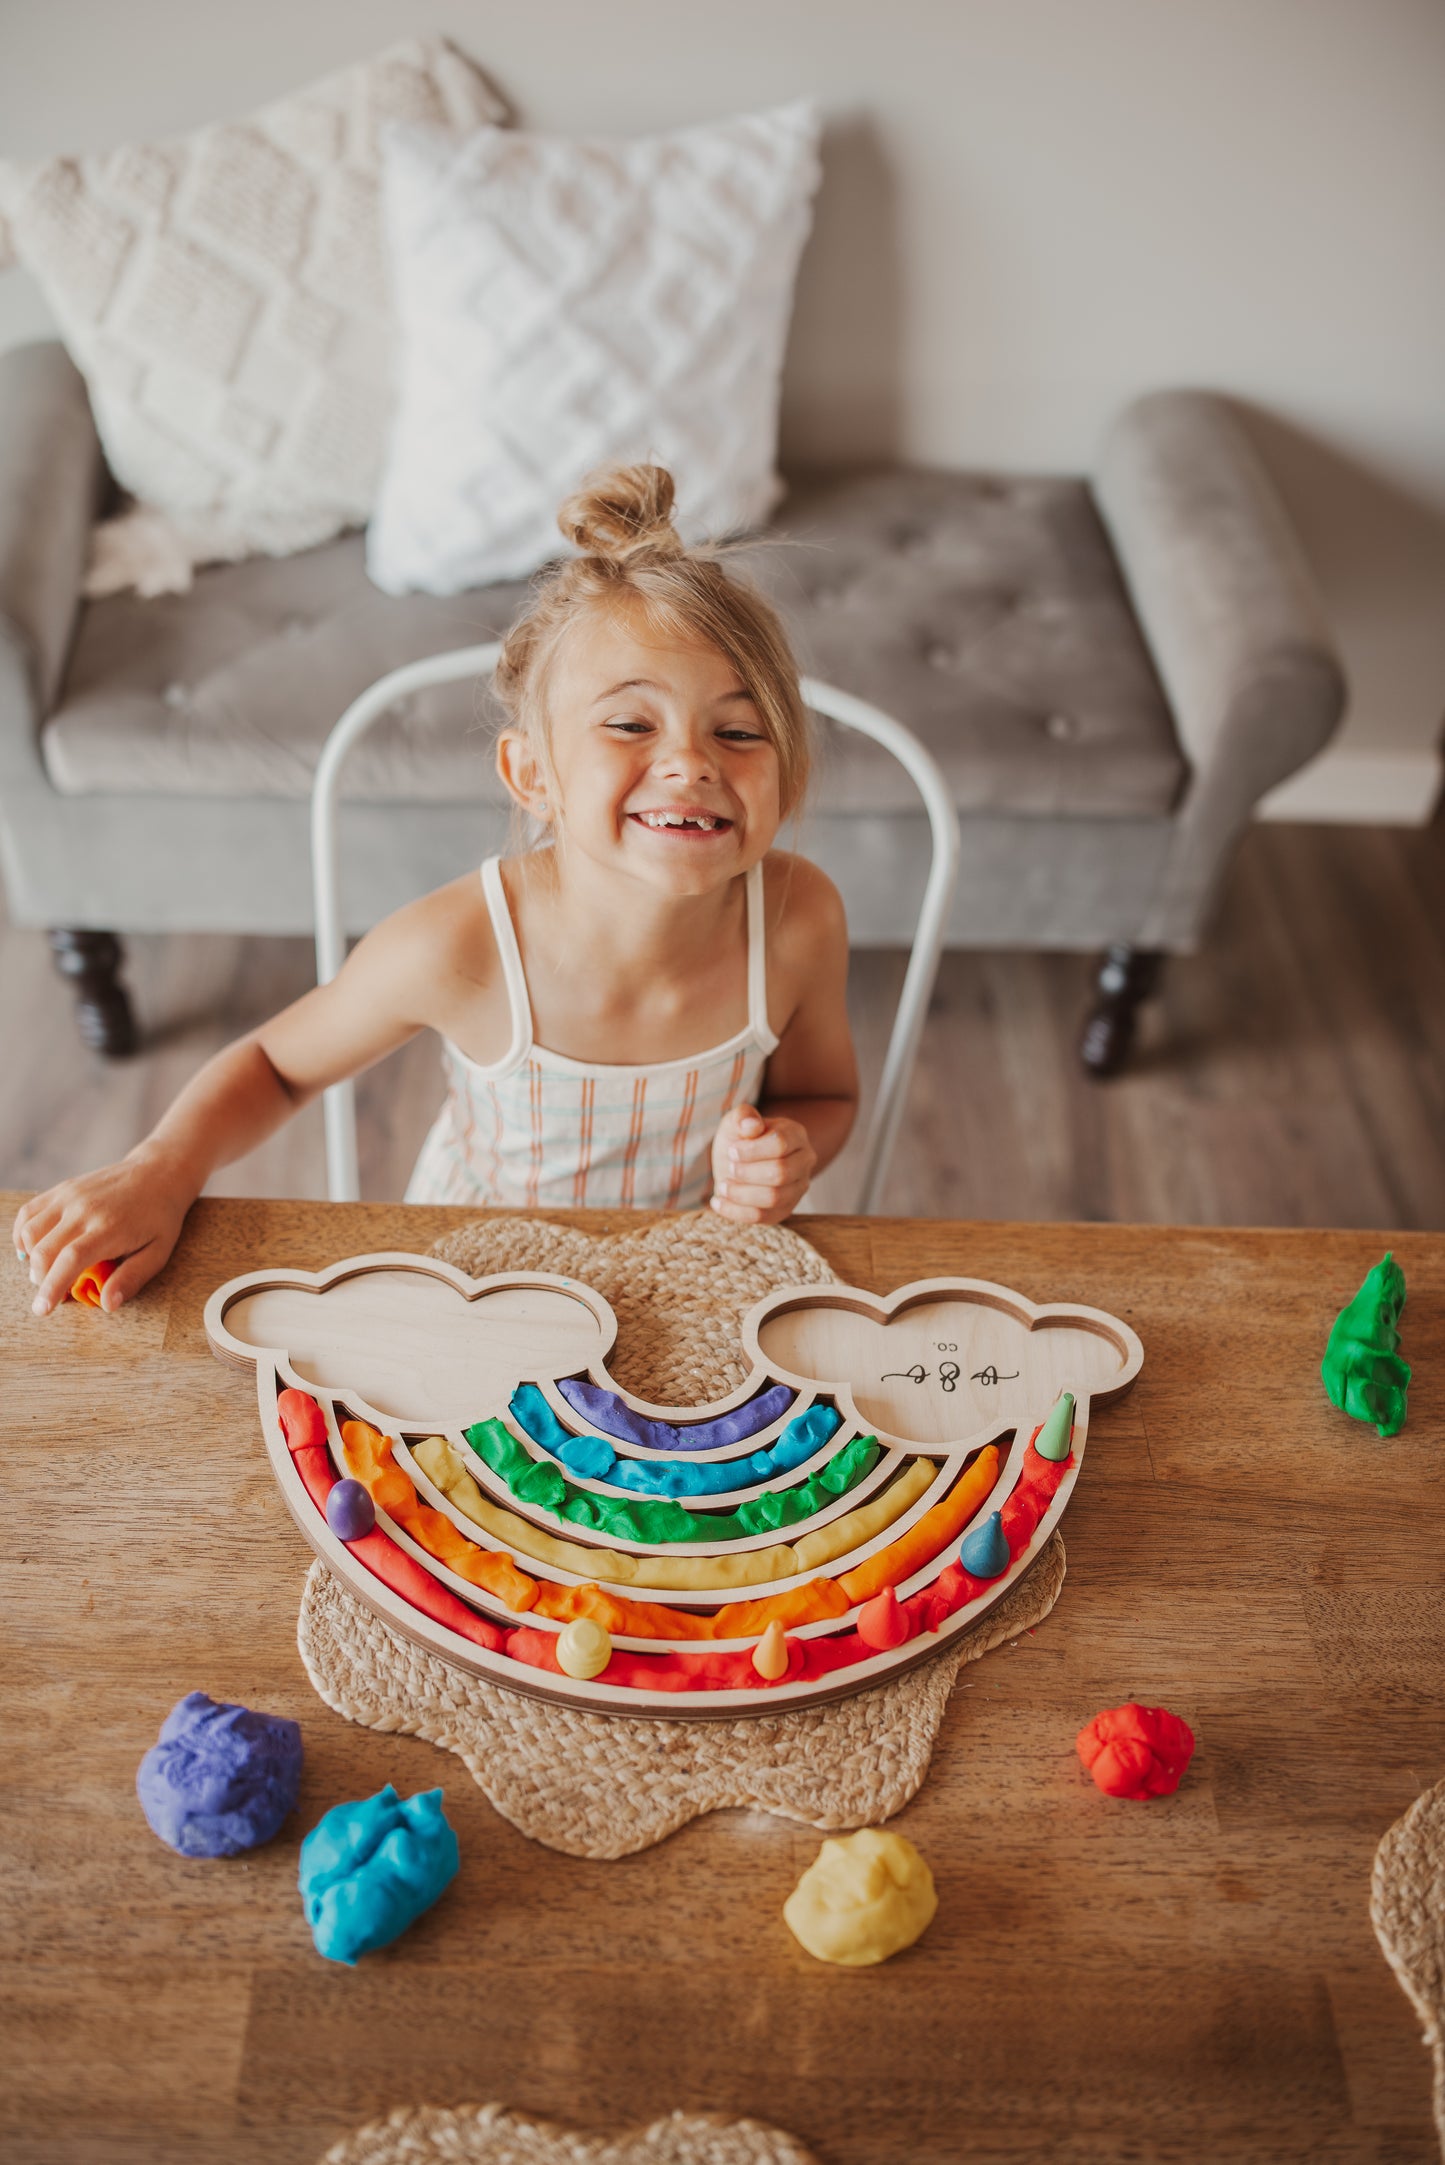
[556,1377,796,1453]
[136,1692,303,1858]
[326,1477,376,1541]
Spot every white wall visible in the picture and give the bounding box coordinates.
[3,0,1443,820]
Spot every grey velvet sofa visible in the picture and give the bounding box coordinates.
[0,339,1345,1071]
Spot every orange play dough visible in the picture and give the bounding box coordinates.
[341,1420,539,1613]
[530,1575,850,1641]
[69,1258,116,1307]
[837,1444,1000,1603]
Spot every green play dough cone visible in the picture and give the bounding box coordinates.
[1322,1252,1410,1438]
[1034,1392,1075,1461]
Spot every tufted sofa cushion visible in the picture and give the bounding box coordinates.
[41,465,1187,818]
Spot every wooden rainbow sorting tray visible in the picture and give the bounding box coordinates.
[205,1253,1144,1718]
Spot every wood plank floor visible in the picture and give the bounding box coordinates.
[3,814,1443,1227]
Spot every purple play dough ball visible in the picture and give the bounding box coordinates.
[326,1478,376,1541]
[136,1691,303,1858]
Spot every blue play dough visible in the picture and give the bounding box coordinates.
[959,1508,1010,1579]
[511,1385,842,1498]
[299,1785,459,1965]
[136,1691,303,1858]
[556,1375,796,1452]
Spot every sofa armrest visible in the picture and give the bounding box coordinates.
[1092,390,1346,947]
[1093,390,1345,809]
[0,340,107,786]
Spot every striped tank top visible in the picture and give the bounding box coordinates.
[404,855,779,1212]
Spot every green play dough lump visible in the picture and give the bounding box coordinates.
[462,1415,880,1544]
[1322,1251,1410,1438]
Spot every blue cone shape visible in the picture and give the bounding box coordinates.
[959,1509,1010,1579]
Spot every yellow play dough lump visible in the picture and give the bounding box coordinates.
[783,1829,937,1967]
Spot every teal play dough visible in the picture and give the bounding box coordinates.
[1322,1252,1411,1438]
[510,1385,843,1497]
[464,1413,879,1543]
[958,1508,1010,1578]
[298,1785,458,1965]
[1034,1392,1075,1462]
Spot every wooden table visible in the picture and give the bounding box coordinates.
[4,1195,1442,2165]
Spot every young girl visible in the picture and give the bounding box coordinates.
[15,464,859,1318]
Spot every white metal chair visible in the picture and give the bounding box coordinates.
[312,643,960,1212]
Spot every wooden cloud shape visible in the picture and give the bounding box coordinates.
[205,1255,617,1434]
[744,1278,1142,1450]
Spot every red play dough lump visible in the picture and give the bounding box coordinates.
[1076,1703,1195,1799]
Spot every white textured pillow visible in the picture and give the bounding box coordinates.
[0,39,505,591]
[366,102,822,596]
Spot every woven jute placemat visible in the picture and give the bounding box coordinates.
[297,1214,1066,1859]
[320,2102,822,2165]
[1372,1772,1445,2155]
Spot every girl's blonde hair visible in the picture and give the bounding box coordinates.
[493,463,811,817]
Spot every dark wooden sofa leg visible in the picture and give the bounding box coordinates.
[47,929,139,1057]
[1079,944,1163,1078]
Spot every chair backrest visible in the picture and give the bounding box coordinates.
[312,643,959,1212]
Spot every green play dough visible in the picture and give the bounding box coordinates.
[1322,1251,1410,1437]
[462,1416,881,1544]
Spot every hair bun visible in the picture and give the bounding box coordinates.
[557,462,684,564]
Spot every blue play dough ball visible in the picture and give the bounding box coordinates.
[136,1691,303,1857]
[959,1508,1011,1579]
[326,1477,376,1541]
[299,1784,459,1965]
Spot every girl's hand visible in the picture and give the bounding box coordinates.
[709,1104,816,1226]
[13,1145,196,1317]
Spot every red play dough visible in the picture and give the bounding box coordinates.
[1076,1703,1195,1799]
[278,1390,507,1654]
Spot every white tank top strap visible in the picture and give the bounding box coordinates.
[479,856,534,1075]
[746,860,779,1055]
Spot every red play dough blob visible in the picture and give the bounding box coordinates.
[1076,1703,1195,1799]
[278,1387,329,1454]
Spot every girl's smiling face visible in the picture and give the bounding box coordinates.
[499,600,784,895]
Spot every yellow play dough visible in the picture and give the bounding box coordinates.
[783,1829,937,1967]
[411,1435,936,1594]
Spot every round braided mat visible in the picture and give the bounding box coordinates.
[1372,1772,1445,2155]
[296,1213,1067,1858]
[320,2102,821,2165]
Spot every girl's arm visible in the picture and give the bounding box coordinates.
[13,894,460,1315]
[711,858,859,1225]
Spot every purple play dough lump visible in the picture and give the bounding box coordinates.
[136,1692,303,1858]
[326,1477,376,1541]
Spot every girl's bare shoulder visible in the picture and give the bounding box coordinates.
[761,850,848,959]
[350,870,504,1039]
[759,851,848,1027]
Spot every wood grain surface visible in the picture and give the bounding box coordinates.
[3,1194,1442,2165]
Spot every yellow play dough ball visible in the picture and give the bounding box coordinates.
[783,1828,937,1967]
[555,1617,612,1681]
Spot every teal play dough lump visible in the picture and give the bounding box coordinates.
[511,1385,843,1497]
[299,1785,459,1965]
[1322,1252,1411,1437]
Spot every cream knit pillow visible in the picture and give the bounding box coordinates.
[0,39,505,594]
[365,102,822,596]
